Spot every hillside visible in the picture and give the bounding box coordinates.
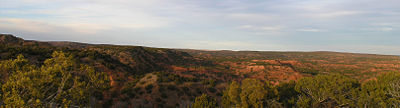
[1,34,399,107]
[180,49,400,83]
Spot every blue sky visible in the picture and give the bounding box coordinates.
[0,0,399,55]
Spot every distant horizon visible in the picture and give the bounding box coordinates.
[1,0,399,55]
[3,33,399,56]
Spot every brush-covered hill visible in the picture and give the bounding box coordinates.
[180,49,400,83]
[0,34,399,107]
[0,34,216,107]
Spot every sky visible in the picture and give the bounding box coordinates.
[0,0,399,55]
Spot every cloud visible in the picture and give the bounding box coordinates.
[237,25,254,29]
[260,26,285,31]
[297,28,322,32]
[1,0,172,32]
[370,23,399,26]
[364,22,399,32]
[236,25,287,36]
[0,18,56,33]
[226,13,277,22]
[0,18,110,34]
[361,27,395,32]
[379,27,394,31]
[237,25,285,31]
[61,23,110,34]
[310,11,364,18]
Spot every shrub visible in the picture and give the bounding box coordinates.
[208,87,217,93]
[191,94,217,108]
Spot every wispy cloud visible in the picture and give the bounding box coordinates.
[297,28,322,32]
[308,11,365,19]
[237,25,285,31]
[1,0,172,31]
[0,18,109,34]
[226,13,277,22]
[362,27,394,32]
[0,18,56,33]
[237,25,287,36]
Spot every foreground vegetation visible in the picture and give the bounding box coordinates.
[0,51,109,107]
[193,73,400,108]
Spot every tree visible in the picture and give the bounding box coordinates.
[0,54,32,82]
[358,72,400,108]
[240,79,269,108]
[1,51,110,107]
[295,74,360,108]
[191,94,217,108]
[388,79,400,107]
[277,80,299,108]
[222,78,280,108]
[221,81,240,108]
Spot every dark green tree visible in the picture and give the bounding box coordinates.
[277,80,299,108]
[191,94,217,108]
[295,74,360,108]
[1,51,110,107]
[358,72,400,107]
[222,78,280,108]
